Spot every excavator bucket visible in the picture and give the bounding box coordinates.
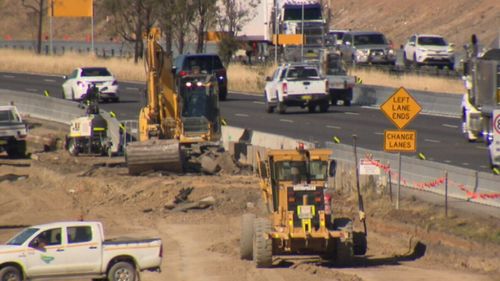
[125,139,183,175]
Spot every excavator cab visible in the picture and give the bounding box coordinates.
[177,74,221,143]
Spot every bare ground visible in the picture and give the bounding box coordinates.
[0,120,499,281]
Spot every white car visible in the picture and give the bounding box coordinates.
[62,67,119,102]
[403,34,455,69]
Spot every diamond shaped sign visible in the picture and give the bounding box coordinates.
[380,87,422,129]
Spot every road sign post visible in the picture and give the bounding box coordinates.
[380,87,422,209]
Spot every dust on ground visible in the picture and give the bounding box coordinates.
[0,119,498,281]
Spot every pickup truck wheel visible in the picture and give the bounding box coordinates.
[264,94,274,113]
[0,266,22,281]
[343,100,351,107]
[108,262,136,281]
[277,102,286,114]
[7,140,26,159]
[319,102,329,113]
[331,98,338,106]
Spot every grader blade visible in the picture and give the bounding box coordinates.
[125,139,183,175]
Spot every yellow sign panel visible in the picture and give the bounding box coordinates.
[52,0,93,17]
[380,87,422,129]
[272,34,304,45]
[384,130,417,152]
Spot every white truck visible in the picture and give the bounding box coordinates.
[0,105,28,158]
[264,63,329,114]
[0,221,162,281]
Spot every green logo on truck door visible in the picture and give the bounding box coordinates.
[40,255,54,264]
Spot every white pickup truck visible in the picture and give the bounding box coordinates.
[0,105,28,158]
[0,221,162,281]
[264,64,329,114]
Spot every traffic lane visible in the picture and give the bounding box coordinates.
[222,94,490,171]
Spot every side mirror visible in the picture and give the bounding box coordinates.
[329,160,337,177]
[265,76,272,82]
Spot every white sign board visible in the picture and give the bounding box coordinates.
[491,110,500,165]
[359,159,381,175]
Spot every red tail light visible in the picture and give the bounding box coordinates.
[324,193,332,215]
[282,82,288,95]
[179,71,188,77]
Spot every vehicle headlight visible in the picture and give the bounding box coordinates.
[388,49,394,55]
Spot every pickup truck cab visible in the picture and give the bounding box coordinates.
[264,64,329,114]
[0,105,27,158]
[0,221,162,281]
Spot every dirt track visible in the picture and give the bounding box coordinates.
[0,121,499,281]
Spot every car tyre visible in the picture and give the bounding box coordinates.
[264,92,274,113]
[0,266,22,281]
[107,261,136,281]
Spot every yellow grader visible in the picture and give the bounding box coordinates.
[240,146,366,267]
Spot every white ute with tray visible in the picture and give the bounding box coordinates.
[0,221,162,281]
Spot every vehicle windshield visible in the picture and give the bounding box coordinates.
[275,160,328,181]
[283,6,322,20]
[183,56,224,73]
[0,109,20,122]
[7,228,39,246]
[181,86,210,118]
[418,36,447,46]
[81,68,112,77]
[286,67,319,79]
[354,34,388,45]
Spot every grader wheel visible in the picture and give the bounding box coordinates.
[253,218,272,268]
[333,218,354,266]
[240,213,255,260]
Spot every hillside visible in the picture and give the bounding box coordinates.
[0,0,498,48]
[330,0,499,47]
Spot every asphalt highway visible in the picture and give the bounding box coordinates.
[0,71,491,172]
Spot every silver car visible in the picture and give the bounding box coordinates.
[339,31,396,65]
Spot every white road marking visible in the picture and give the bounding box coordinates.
[444,160,452,163]
[424,139,441,143]
[475,146,488,150]
[2,75,15,78]
[44,79,56,82]
[126,87,139,90]
[253,101,265,105]
[326,125,341,129]
[462,162,470,166]
[442,123,459,129]
[344,112,360,116]
[279,119,294,123]
[25,88,38,92]
[374,132,384,135]
[480,165,488,169]
[235,113,249,117]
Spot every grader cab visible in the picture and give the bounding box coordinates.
[240,146,366,267]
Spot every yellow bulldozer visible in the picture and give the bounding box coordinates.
[240,146,367,267]
[125,28,222,175]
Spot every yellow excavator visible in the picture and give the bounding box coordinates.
[125,28,222,175]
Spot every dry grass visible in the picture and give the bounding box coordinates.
[350,68,464,94]
[0,49,145,82]
[0,49,463,94]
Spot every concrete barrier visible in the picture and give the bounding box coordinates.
[354,85,462,118]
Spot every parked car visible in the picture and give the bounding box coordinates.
[338,31,396,65]
[62,67,119,102]
[264,63,329,114]
[0,221,162,281]
[173,54,228,101]
[403,34,455,69]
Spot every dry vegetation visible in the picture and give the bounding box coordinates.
[0,49,463,94]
